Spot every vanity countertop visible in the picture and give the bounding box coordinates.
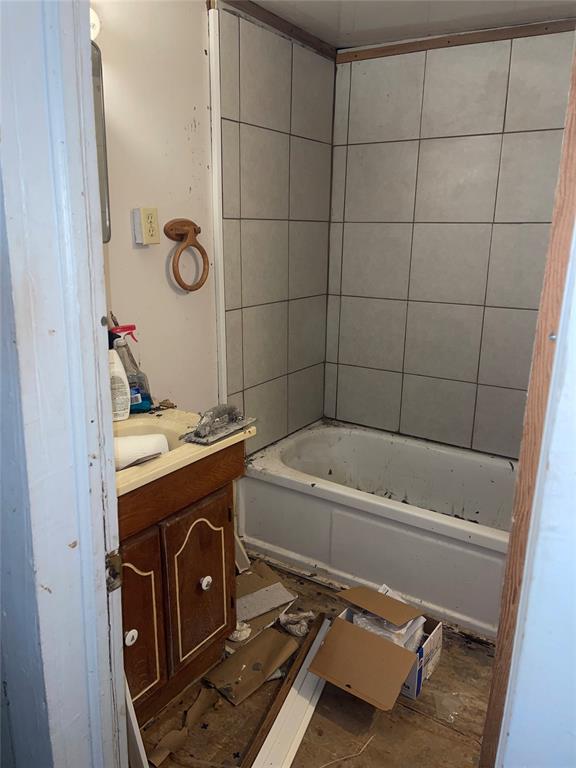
[114,409,256,497]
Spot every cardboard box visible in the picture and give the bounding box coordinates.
[309,587,442,710]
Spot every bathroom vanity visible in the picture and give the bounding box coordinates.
[114,410,255,723]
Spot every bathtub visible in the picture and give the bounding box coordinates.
[237,421,514,637]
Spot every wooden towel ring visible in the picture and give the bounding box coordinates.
[164,218,210,292]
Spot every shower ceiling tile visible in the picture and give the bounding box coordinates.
[400,374,476,448]
[288,364,324,432]
[291,44,334,143]
[348,52,425,143]
[409,224,491,304]
[346,141,419,222]
[339,296,406,371]
[240,124,289,219]
[473,385,526,459]
[486,224,550,309]
[337,365,402,431]
[289,221,329,299]
[239,19,291,132]
[342,223,412,299]
[404,302,483,382]
[288,295,327,372]
[416,134,501,222]
[478,307,538,390]
[241,220,289,306]
[495,130,563,223]
[242,302,288,388]
[290,137,332,221]
[505,32,574,132]
[421,40,510,138]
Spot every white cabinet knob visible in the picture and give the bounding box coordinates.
[199,576,213,591]
[124,629,139,647]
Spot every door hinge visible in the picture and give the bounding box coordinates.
[106,550,123,592]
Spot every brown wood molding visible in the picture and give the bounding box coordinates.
[214,0,336,60]
[337,18,576,64]
[479,53,576,767]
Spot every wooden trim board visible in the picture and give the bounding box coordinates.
[211,0,336,60]
[479,51,576,767]
[337,18,576,63]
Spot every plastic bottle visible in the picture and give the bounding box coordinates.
[108,331,130,421]
[110,324,153,413]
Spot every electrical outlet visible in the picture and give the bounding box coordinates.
[132,207,160,245]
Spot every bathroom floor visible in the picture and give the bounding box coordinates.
[142,566,494,768]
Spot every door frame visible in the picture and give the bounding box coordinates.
[480,51,576,766]
[1,2,126,766]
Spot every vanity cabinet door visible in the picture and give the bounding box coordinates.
[160,488,235,676]
[121,527,168,704]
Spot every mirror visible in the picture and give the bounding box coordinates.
[91,41,111,243]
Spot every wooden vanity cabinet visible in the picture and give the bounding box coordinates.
[118,442,244,723]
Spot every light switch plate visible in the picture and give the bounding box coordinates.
[132,207,160,245]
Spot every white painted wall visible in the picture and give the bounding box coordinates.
[497,231,576,766]
[94,0,218,412]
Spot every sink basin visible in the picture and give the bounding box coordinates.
[113,409,256,497]
[113,411,199,450]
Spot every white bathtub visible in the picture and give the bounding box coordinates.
[237,421,515,636]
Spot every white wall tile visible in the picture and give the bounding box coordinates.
[244,376,288,453]
[333,63,351,145]
[337,365,402,430]
[226,309,243,394]
[505,32,574,132]
[346,142,419,222]
[291,45,334,143]
[486,224,550,309]
[405,302,483,381]
[241,220,289,306]
[409,224,491,304]
[328,223,343,294]
[290,137,331,221]
[289,221,329,299]
[223,219,241,310]
[222,119,240,218]
[401,375,476,447]
[239,19,291,131]
[240,124,289,218]
[330,146,347,223]
[242,302,288,388]
[473,385,526,458]
[288,364,324,432]
[421,41,510,138]
[339,297,406,370]
[326,295,340,363]
[324,363,337,418]
[219,11,239,121]
[348,52,425,143]
[495,130,563,223]
[288,295,327,371]
[479,307,537,389]
[416,135,501,222]
[227,390,244,413]
[342,223,412,299]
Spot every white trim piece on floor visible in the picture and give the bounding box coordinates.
[252,618,331,768]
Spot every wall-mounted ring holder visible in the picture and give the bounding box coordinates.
[164,218,210,292]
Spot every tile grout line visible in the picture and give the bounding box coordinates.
[235,15,246,410]
[398,49,428,434]
[286,42,294,436]
[469,37,514,450]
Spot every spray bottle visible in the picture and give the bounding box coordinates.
[110,324,153,413]
[108,330,130,421]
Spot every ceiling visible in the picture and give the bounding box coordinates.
[256,0,576,49]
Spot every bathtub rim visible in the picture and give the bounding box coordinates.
[246,421,509,555]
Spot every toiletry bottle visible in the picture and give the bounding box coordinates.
[110,324,153,413]
[108,330,131,421]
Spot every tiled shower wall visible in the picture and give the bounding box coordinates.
[326,32,574,458]
[220,11,334,452]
